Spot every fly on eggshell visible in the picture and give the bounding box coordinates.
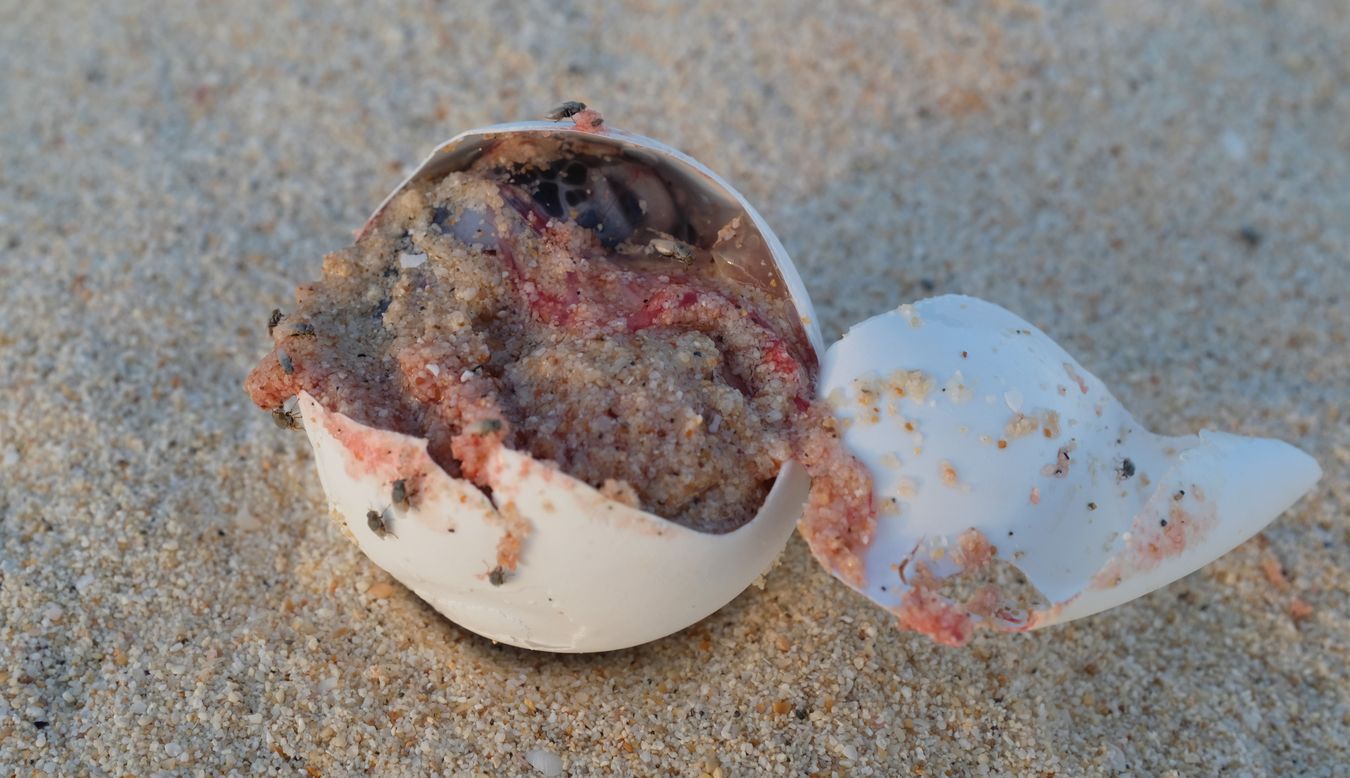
[245,106,1320,652]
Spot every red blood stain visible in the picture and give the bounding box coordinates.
[894,587,974,647]
[956,528,996,569]
[1091,488,1216,589]
[571,108,605,133]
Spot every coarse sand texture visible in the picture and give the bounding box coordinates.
[1,1,1347,774]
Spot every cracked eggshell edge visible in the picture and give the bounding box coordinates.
[299,391,808,653]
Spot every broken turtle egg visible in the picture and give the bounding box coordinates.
[252,113,821,652]
[249,109,1319,652]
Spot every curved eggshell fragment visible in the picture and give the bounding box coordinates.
[299,392,808,652]
[814,295,1320,644]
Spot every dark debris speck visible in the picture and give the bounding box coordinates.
[546,100,586,120]
[1237,225,1263,248]
[367,509,391,538]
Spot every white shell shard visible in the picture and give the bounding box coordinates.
[818,295,1320,642]
[299,392,807,652]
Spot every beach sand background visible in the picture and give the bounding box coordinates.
[1,1,1347,774]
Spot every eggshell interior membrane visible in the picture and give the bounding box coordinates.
[815,294,1321,646]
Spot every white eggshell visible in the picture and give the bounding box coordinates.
[280,120,826,652]
[299,392,808,652]
[818,295,1320,634]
